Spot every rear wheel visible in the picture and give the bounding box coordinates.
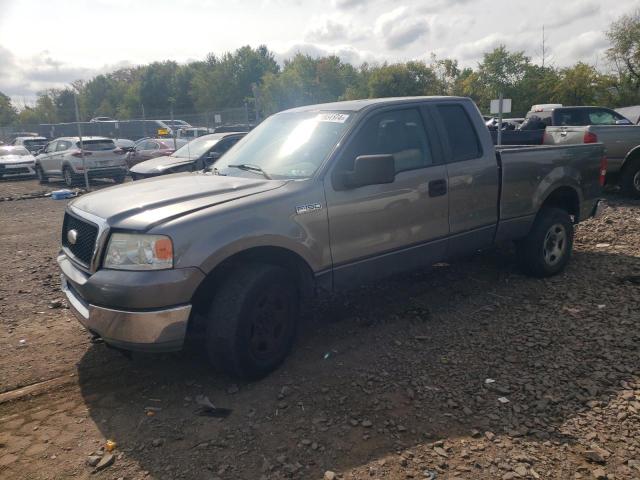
[63,166,76,187]
[516,207,574,277]
[205,263,299,379]
[620,158,640,198]
[35,165,48,184]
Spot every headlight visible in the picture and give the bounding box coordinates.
[103,233,173,270]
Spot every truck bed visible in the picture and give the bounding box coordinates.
[495,143,605,240]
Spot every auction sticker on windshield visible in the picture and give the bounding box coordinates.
[317,113,349,123]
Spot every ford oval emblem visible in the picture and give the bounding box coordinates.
[67,229,78,245]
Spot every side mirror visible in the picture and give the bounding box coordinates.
[337,154,395,189]
[615,119,632,125]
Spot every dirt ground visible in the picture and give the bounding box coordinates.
[0,176,639,480]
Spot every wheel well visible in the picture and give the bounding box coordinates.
[190,246,316,318]
[541,186,580,221]
[623,147,640,171]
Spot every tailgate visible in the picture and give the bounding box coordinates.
[79,140,127,168]
[543,127,588,146]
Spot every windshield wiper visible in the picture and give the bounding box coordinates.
[227,163,272,179]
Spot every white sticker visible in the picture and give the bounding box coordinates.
[317,113,349,123]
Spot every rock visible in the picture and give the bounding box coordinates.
[95,453,114,471]
[86,455,101,467]
[398,425,407,432]
[324,470,336,480]
[514,465,527,476]
[301,439,312,446]
[49,299,63,309]
[584,447,610,464]
[434,447,448,457]
[592,468,607,479]
[152,438,164,447]
[485,431,495,441]
[362,420,373,428]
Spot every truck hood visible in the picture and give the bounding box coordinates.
[70,173,287,230]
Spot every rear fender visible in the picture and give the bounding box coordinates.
[533,166,583,218]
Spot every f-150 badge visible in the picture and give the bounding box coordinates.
[296,203,322,215]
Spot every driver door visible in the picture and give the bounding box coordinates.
[38,141,57,173]
[324,106,449,288]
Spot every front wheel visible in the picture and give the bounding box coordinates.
[63,166,78,187]
[205,263,299,379]
[516,207,574,277]
[35,165,48,184]
[620,159,640,198]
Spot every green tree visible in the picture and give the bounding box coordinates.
[0,91,17,126]
[553,62,607,105]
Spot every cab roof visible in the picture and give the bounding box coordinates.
[282,96,469,114]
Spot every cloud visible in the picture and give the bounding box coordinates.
[543,1,600,29]
[305,16,369,44]
[375,6,429,50]
[273,42,376,66]
[0,45,131,105]
[556,31,609,64]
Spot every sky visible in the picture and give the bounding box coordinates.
[0,0,638,105]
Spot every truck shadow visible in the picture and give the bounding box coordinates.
[75,247,640,479]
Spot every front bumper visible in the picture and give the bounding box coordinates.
[0,163,36,176]
[58,253,203,352]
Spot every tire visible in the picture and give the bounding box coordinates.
[205,263,299,379]
[35,165,48,184]
[620,158,640,198]
[516,207,574,278]
[113,175,126,184]
[63,166,78,187]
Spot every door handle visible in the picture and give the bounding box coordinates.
[428,179,447,197]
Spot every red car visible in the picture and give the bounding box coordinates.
[126,138,188,168]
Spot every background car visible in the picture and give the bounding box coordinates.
[0,145,36,179]
[12,136,48,154]
[35,136,128,186]
[129,132,246,180]
[90,116,116,122]
[126,137,188,167]
[177,127,212,139]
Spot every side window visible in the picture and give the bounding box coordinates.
[437,104,482,162]
[589,110,616,125]
[45,141,57,153]
[557,110,588,126]
[338,108,433,174]
[57,140,71,152]
[215,137,240,154]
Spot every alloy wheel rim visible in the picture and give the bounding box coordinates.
[633,170,640,191]
[543,223,567,266]
[248,287,290,361]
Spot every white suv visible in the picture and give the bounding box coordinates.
[35,136,128,186]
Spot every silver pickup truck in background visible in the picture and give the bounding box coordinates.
[544,123,640,196]
[57,96,606,379]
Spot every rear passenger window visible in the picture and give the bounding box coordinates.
[437,105,481,162]
[339,108,433,174]
[56,140,72,151]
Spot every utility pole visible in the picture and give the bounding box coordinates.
[170,100,177,150]
[497,92,504,147]
[73,94,90,191]
[542,25,546,68]
[141,103,147,138]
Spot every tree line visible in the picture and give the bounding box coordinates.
[1,9,639,128]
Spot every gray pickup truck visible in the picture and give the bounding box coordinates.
[544,123,640,197]
[58,96,606,378]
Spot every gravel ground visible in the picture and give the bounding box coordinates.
[0,177,639,480]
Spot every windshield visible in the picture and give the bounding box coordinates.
[0,147,30,156]
[215,111,353,179]
[172,136,219,159]
[23,139,46,147]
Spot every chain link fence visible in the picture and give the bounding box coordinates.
[0,106,254,143]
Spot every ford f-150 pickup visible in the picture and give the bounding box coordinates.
[57,96,606,378]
